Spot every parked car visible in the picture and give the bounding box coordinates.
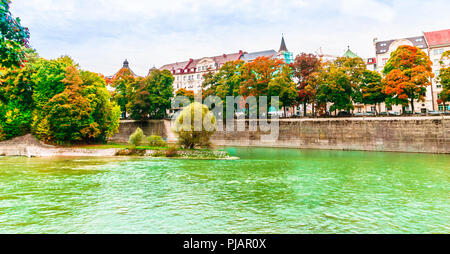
[388,111,401,116]
[428,110,441,116]
[365,111,376,116]
[354,112,365,116]
[268,111,284,118]
[337,111,352,117]
[234,112,245,118]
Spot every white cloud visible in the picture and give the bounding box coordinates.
[8,0,450,76]
[339,0,395,22]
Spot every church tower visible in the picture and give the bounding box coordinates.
[277,34,294,64]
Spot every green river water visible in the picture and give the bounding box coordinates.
[0,147,449,234]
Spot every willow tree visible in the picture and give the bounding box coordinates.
[382,45,434,114]
[173,102,216,149]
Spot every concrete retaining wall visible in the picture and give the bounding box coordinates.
[111,116,450,154]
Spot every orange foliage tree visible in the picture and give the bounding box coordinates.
[382,45,434,113]
[239,56,285,97]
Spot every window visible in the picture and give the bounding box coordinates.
[437,84,442,88]
[434,59,440,65]
[380,43,387,46]
[434,49,444,55]
[197,74,201,79]
[416,38,423,42]
[380,49,387,53]
[438,105,444,111]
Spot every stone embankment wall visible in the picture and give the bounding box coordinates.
[111,116,450,154]
[0,145,119,157]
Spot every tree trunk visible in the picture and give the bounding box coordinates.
[312,103,315,117]
[410,98,415,115]
[303,102,307,117]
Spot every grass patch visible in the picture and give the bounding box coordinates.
[76,143,168,150]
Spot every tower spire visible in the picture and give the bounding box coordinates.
[279,34,288,52]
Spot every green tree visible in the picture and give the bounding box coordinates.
[360,70,385,113]
[129,127,145,147]
[437,67,449,112]
[0,0,30,68]
[173,102,216,149]
[268,65,298,115]
[128,69,174,120]
[110,67,136,118]
[0,49,38,139]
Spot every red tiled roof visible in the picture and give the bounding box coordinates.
[424,29,450,47]
[159,51,244,72]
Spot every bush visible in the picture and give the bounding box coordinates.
[173,102,216,149]
[0,126,5,141]
[147,135,167,147]
[129,128,145,147]
[165,145,178,157]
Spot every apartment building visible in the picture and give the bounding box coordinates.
[424,29,450,111]
[159,36,294,94]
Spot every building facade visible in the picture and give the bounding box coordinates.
[371,29,450,113]
[424,29,450,111]
[159,36,294,94]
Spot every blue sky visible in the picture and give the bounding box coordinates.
[10,0,450,76]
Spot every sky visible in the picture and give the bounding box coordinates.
[10,0,450,76]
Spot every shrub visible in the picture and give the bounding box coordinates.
[0,126,5,141]
[147,135,167,147]
[165,145,178,157]
[173,102,216,149]
[129,128,145,147]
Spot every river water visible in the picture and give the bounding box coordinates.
[0,148,449,233]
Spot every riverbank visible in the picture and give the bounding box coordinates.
[0,135,235,159]
[111,116,450,154]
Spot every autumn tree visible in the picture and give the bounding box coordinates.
[290,53,321,116]
[240,56,285,97]
[0,0,30,68]
[110,67,136,118]
[382,45,434,114]
[175,88,194,102]
[127,69,174,120]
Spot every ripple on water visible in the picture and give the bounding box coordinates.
[0,149,449,233]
